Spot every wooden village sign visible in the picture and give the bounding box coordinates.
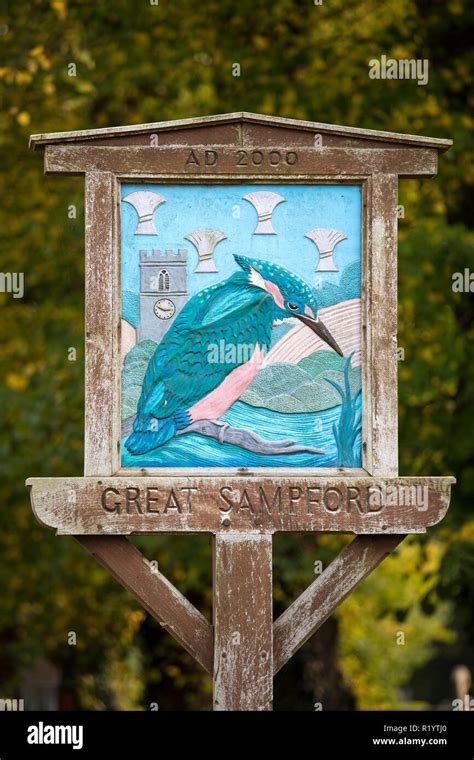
[26,112,455,710]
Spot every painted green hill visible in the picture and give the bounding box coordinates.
[241,350,361,413]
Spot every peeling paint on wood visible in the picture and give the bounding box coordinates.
[213,534,273,710]
[77,535,213,673]
[84,171,120,476]
[366,173,399,476]
[273,534,404,673]
[26,476,455,535]
[29,111,453,152]
[44,145,439,178]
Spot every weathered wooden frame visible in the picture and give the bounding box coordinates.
[28,113,454,710]
[29,114,451,479]
[83,169,392,480]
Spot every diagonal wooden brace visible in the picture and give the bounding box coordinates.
[75,532,405,710]
[76,535,213,674]
[273,534,405,674]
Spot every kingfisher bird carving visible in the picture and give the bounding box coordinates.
[125,255,343,456]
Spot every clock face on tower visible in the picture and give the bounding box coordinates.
[154,298,176,320]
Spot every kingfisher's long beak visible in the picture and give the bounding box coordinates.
[297,314,344,357]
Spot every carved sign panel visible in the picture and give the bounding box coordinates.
[120,184,363,470]
[27,112,454,538]
[27,476,454,536]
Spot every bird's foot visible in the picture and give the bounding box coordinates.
[212,421,230,444]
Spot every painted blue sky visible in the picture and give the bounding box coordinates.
[120,183,362,299]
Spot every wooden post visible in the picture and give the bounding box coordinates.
[213,534,273,711]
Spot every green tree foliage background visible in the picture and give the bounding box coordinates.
[0,0,472,709]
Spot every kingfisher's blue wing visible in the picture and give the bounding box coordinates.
[193,278,264,328]
[136,274,272,422]
[141,378,166,416]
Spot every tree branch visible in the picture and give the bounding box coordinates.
[121,416,325,456]
[177,420,325,455]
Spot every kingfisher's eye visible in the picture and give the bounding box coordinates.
[288,302,299,311]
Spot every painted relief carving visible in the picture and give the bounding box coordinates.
[122,190,166,235]
[121,184,361,468]
[304,228,348,272]
[243,191,286,234]
[184,229,227,273]
[136,249,188,343]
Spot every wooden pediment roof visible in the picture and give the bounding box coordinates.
[30,111,452,152]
